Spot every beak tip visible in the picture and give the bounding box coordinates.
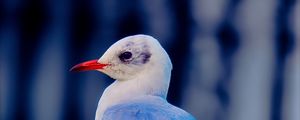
[69,66,79,72]
[69,68,75,72]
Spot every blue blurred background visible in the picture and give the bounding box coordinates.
[0,0,299,120]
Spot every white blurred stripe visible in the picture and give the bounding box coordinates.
[0,20,19,120]
[229,0,276,120]
[30,27,66,120]
[0,24,9,120]
[182,0,228,119]
[1,1,22,119]
[139,0,175,47]
[282,2,300,120]
[183,35,224,120]
[0,24,6,120]
[29,1,70,119]
[190,0,229,31]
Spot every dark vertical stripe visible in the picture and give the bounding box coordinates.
[216,21,239,108]
[215,0,241,109]
[14,0,48,119]
[116,0,144,38]
[167,0,191,106]
[272,0,296,120]
[63,0,96,119]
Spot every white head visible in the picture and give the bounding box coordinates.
[71,34,172,97]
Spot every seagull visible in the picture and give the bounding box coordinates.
[70,35,195,120]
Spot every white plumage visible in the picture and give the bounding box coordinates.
[71,35,195,120]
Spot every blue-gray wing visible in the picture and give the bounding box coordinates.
[102,96,195,120]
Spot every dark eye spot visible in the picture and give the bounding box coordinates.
[119,51,132,62]
[140,52,151,64]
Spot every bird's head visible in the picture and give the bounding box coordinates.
[70,35,172,81]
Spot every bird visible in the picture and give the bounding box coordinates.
[70,34,195,120]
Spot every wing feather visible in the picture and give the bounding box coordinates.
[102,96,195,120]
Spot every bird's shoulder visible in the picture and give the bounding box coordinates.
[102,96,195,120]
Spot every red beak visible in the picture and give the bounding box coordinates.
[70,59,109,72]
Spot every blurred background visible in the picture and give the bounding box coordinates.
[0,0,299,120]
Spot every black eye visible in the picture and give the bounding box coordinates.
[119,51,132,62]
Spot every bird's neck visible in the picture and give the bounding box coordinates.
[95,66,171,119]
